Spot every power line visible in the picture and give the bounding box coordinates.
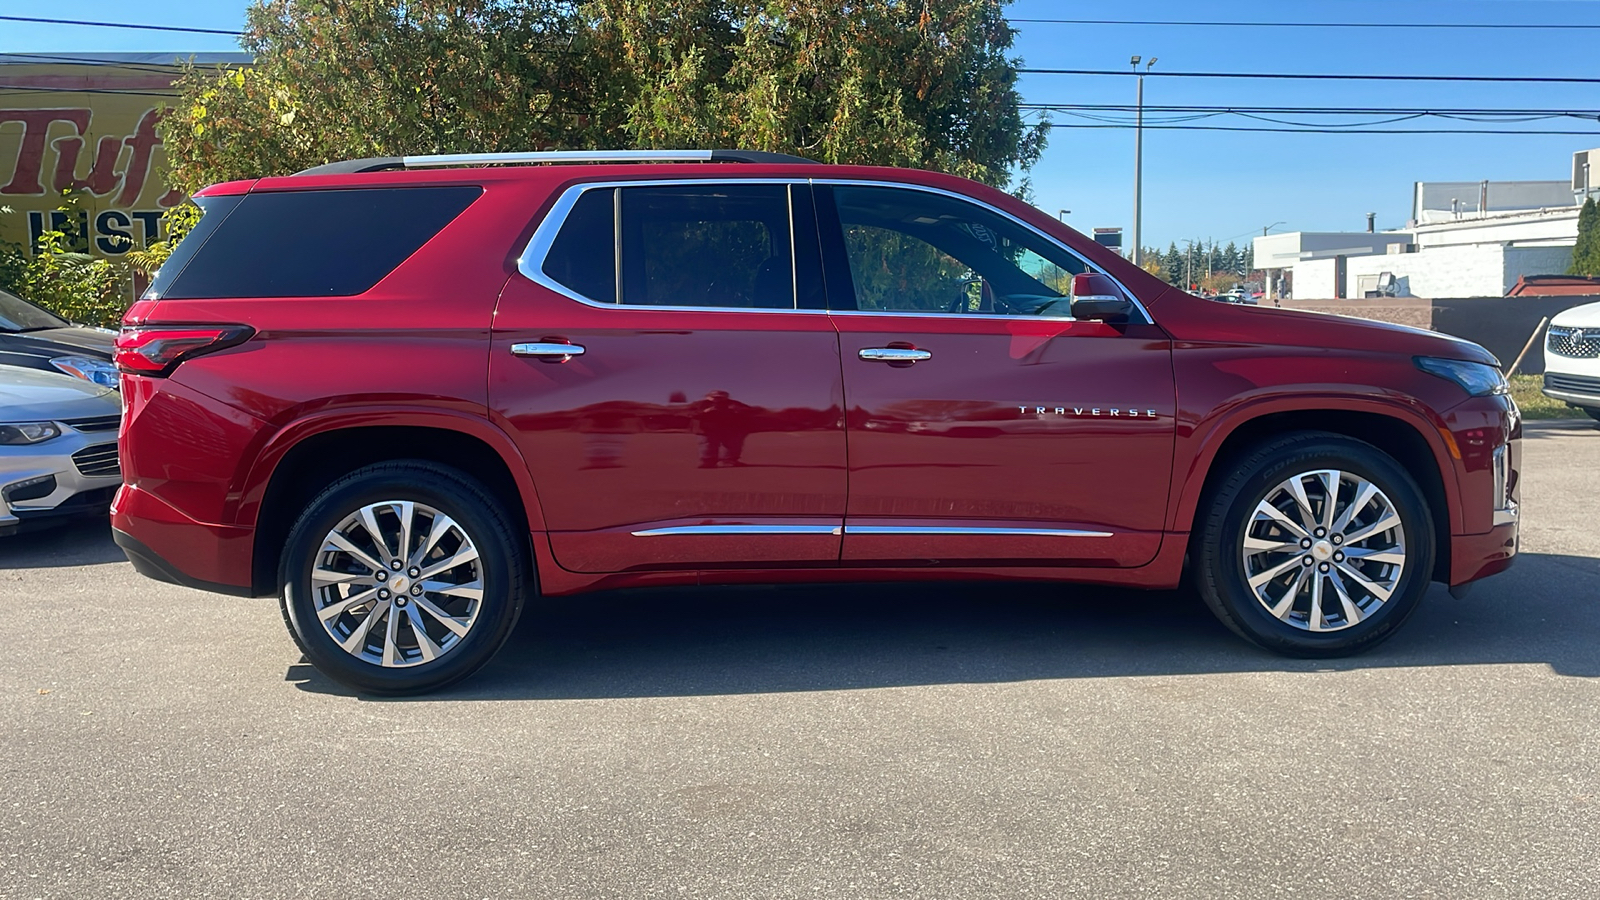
[0,14,240,36]
[1011,17,1600,31]
[1048,123,1600,135]
[1021,103,1600,117]
[1019,68,1600,84]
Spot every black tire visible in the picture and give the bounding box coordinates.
[1192,432,1436,657]
[279,461,528,695]
[1581,406,1600,424]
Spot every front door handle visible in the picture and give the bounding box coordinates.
[859,347,931,363]
[511,341,586,361]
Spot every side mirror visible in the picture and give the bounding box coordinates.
[1070,272,1134,323]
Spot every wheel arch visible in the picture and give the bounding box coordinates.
[1175,402,1458,582]
[243,413,545,596]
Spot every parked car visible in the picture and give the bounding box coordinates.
[1542,300,1600,421]
[0,289,118,388]
[111,150,1521,694]
[1,365,122,537]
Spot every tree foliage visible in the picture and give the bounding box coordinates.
[0,195,132,327]
[1142,240,1251,289]
[1571,197,1600,277]
[163,0,1048,193]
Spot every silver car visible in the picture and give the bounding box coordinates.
[0,366,121,537]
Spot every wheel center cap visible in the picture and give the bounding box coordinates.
[391,575,409,593]
[1312,541,1334,561]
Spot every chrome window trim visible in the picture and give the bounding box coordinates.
[517,178,1151,323]
[518,178,828,316]
[629,524,1114,538]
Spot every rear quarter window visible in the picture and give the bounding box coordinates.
[152,186,482,299]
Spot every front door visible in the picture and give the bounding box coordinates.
[816,184,1176,567]
[491,181,846,573]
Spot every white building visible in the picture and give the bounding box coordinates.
[1253,151,1595,299]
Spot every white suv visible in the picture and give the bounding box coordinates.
[1543,300,1600,422]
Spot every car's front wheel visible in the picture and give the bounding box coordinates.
[1192,432,1436,657]
[1581,405,1600,424]
[279,461,528,695]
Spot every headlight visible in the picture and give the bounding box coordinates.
[51,356,120,389]
[0,422,62,445]
[1415,357,1509,397]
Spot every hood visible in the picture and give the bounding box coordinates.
[0,365,121,422]
[1156,295,1501,367]
[1551,300,1600,329]
[0,325,116,361]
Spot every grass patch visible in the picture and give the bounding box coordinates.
[1510,374,1591,420]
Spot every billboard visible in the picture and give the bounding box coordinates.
[0,53,251,257]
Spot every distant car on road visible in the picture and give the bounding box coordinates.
[0,366,122,537]
[0,289,118,389]
[1543,300,1600,422]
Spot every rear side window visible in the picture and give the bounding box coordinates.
[539,183,819,310]
[152,186,481,299]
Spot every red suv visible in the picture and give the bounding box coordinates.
[111,150,1520,694]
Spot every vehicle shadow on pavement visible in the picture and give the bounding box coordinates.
[0,519,127,568]
[285,550,1600,700]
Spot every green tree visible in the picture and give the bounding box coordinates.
[163,0,1048,194]
[0,195,132,327]
[1571,197,1600,276]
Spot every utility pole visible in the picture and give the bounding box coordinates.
[1131,55,1155,267]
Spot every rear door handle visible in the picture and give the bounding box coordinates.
[859,347,931,363]
[512,341,586,361]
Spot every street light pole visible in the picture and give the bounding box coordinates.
[1131,56,1155,268]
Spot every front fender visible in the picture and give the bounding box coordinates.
[1167,388,1462,536]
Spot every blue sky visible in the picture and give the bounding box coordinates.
[5,0,1600,250]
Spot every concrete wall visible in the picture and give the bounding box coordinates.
[1411,207,1579,249]
[1275,295,1599,374]
[1290,244,1574,300]
[1291,258,1338,299]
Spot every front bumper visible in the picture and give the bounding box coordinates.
[0,431,121,536]
[1542,370,1600,408]
[1450,520,1519,588]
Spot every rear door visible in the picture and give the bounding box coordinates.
[490,180,847,573]
[816,183,1176,567]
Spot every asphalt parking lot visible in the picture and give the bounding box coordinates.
[2,421,1597,900]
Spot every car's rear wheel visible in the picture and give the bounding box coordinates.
[1193,432,1435,657]
[279,461,527,695]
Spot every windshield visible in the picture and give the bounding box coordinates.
[0,289,69,332]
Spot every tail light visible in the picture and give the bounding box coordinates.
[114,325,254,376]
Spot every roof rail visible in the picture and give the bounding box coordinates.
[294,149,818,176]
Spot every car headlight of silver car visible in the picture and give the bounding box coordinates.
[1414,357,1510,397]
[0,422,62,445]
[51,356,120,389]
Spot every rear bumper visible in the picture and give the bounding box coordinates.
[1449,521,1518,588]
[110,483,258,595]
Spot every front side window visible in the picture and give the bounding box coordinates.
[540,183,811,310]
[827,185,1090,318]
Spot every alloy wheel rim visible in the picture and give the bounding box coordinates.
[311,501,484,667]
[1241,469,1407,633]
